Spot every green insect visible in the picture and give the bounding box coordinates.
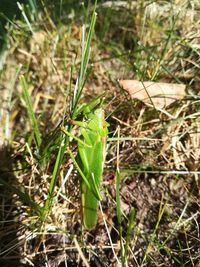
[77,108,109,230]
[63,108,109,230]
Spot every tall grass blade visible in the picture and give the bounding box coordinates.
[141,195,167,266]
[17,2,34,34]
[116,169,124,265]
[115,126,124,265]
[123,208,136,265]
[71,4,97,114]
[4,65,21,140]
[20,75,42,149]
[42,133,67,219]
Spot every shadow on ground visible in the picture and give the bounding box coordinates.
[0,143,33,267]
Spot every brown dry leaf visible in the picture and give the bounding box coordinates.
[119,80,186,109]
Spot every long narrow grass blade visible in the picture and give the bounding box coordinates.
[115,126,124,265]
[72,6,97,113]
[42,133,67,218]
[4,65,21,140]
[141,195,167,266]
[99,202,121,265]
[20,75,42,149]
[17,2,34,34]
[123,208,136,264]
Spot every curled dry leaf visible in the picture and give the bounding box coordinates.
[119,80,186,109]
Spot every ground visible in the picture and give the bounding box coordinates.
[0,1,200,266]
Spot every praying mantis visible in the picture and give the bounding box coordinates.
[62,105,109,230]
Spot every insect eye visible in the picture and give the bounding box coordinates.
[94,109,104,118]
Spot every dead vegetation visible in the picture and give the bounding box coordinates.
[0,1,200,266]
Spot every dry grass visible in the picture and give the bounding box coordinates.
[0,1,200,266]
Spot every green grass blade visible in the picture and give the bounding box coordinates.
[17,2,34,34]
[42,133,67,218]
[71,6,97,114]
[115,126,124,265]
[116,169,124,265]
[141,196,167,266]
[20,75,42,149]
[123,208,136,264]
